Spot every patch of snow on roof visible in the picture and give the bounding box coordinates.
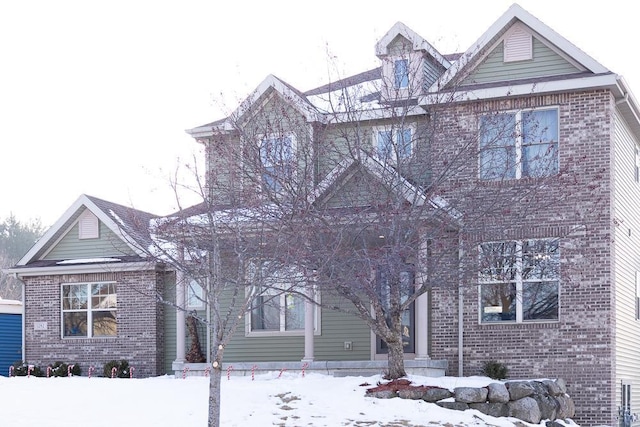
[109,209,126,228]
[307,79,382,113]
[56,258,122,265]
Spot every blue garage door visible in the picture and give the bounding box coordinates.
[0,313,22,375]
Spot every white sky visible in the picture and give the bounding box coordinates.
[1,0,637,227]
[1,372,577,426]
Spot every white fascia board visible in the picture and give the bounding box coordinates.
[5,262,166,278]
[431,4,608,92]
[232,75,325,124]
[327,104,426,124]
[420,74,620,106]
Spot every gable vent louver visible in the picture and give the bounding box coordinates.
[78,209,99,239]
[504,24,532,62]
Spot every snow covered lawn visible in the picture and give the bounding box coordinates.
[0,372,579,426]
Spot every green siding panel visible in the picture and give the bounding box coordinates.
[462,38,581,86]
[44,221,135,260]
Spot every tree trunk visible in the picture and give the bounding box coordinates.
[386,338,407,379]
[207,363,222,427]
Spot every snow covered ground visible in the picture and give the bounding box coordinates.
[0,372,579,426]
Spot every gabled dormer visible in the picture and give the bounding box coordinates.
[375,22,450,102]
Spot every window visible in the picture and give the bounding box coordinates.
[394,59,409,89]
[259,135,295,192]
[62,282,117,337]
[187,280,205,309]
[479,239,559,323]
[480,109,558,180]
[375,127,413,163]
[247,263,316,335]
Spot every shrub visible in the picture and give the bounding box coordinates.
[481,360,509,380]
[103,359,131,378]
[11,361,44,377]
[48,361,82,377]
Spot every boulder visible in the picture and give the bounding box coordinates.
[542,380,563,397]
[555,378,568,394]
[487,383,510,403]
[555,395,575,419]
[367,390,396,399]
[469,402,509,418]
[454,387,488,403]
[533,394,559,421]
[507,381,535,400]
[508,397,542,424]
[398,388,426,400]
[422,387,453,403]
[437,401,469,411]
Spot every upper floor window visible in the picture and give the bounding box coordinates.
[480,108,558,180]
[259,135,295,192]
[375,126,413,163]
[62,282,117,337]
[394,59,409,89]
[479,239,559,323]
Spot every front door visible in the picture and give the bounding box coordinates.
[375,267,415,354]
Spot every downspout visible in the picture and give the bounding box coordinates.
[14,273,26,362]
[457,234,464,376]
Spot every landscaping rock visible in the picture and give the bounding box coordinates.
[454,387,488,403]
[542,380,563,396]
[508,397,542,424]
[555,378,567,394]
[487,383,510,403]
[555,394,575,418]
[368,390,396,399]
[398,388,426,400]
[533,394,559,421]
[422,387,453,403]
[469,402,509,418]
[507,381,535,400]
[437,401,469,411]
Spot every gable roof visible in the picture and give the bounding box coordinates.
[428,3,610,95]
[186,75,325,139]
[7,194,160,276]
[309,152,461,227]
[375,21,451,70]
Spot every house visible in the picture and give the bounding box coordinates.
[7,4,640,426]
[5,195,171,377]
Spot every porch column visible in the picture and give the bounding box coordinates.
[175,254,186,363]
[302,286,315,362]
[415,293,430,359]
[415,233,430,360]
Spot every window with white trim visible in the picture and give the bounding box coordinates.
[259,134,295,192]
[187,280,205,309]
[479,239,559,323]
[374,126,413,163]
[480,108,558,180]
[62,282,117,337]
[247,263,317,335]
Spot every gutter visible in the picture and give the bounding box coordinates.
[4,261,166,277]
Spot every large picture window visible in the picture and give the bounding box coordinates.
[247,263,316,335]
[480,108,558,180]
[479,239,559,323]
[259,135,295,192]
[62,282,117,337]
